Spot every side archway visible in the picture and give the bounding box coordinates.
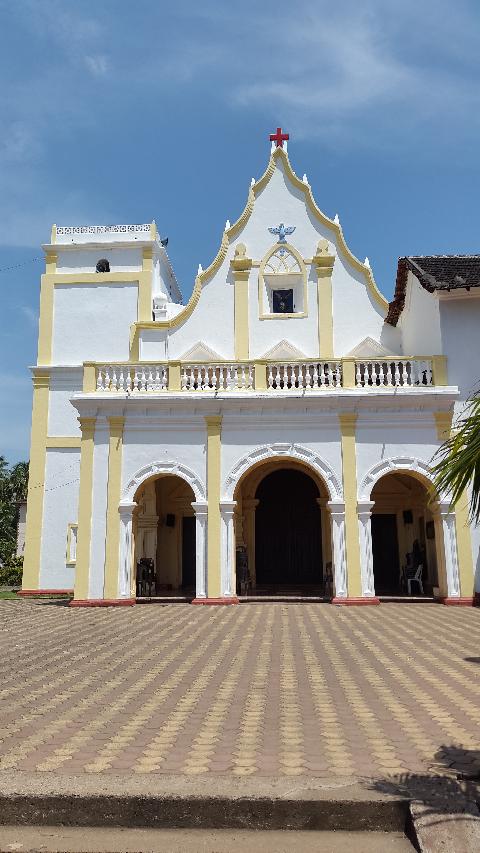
[122,460,206,505]
[359,456,444,503]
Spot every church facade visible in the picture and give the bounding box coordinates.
[21,135,480,605]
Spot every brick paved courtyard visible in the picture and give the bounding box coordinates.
[1,599,480,780]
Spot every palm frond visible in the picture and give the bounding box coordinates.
[432,395,480,522]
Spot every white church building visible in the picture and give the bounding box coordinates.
[21,131,480,606]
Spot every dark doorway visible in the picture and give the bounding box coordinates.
[371,514,400,594]
[181,516,196,589]
[255,469,322,589]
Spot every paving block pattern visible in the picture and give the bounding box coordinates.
[0,600,479,779]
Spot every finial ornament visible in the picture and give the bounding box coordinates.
[302,174,309,184]
[197,263,203,275]
[225,220,231,230]
[234,243,246,260]
[364,257,371,269]
[316,238,330,256]
[250,177,255,187]
[334,214,340,225]
[269,127,289,148]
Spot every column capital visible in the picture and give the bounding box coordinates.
[220,500,237,518]
[339,412,357,430]
[327,500,346,518]
[357,500,375,518]
[118,501,137,517]
[108,416,125,432]
[191,500,208,518]
[205,415,222,430]
[78,416,96,435]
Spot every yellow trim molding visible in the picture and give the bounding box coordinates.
[103,417,125,599]
[22,369,50,591]
[205,415,222,598]
[46,436,82,448]
[232,244,251,361]
[73,417,96,601]
[314,239,335,358]
[339,413,362,598]
[138,248,153,323]
[432,356,448,386]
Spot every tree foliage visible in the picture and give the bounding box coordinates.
[432,395,480,523]
[0,457,29,565]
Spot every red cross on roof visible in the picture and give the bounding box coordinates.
[269,127,289,148]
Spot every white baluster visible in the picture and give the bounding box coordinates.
[162,366,167,390]
[355,362,362,387]
[96,369,103,391]
[117,366,125,392]
[109,366,117,392]
[335,363,342,387]
[327,363,334,386]
[132,367,140,392]
[268,364,275,389]
[310,362,317,389]
[426,360,433,385]
[394,361,401,386]
[248,365,253,388]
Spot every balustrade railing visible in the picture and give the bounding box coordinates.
[267,362,342,390]
[96,364,168,392]
[93,357,439,393]
[355,359,433,388]
[180,363,254,391]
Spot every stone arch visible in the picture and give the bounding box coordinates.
[358,456,444,502]
[121,460,206,505]
[222,443,342,502]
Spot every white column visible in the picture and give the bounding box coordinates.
[191,501,208,599]
[328,500,347,598]
[357,501,376,597]
[118,501,136,598]
[220,501,237,598]
[438,501,460,598]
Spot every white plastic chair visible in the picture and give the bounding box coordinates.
[407,564,424,595]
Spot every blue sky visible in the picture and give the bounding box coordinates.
[1,0,480,463]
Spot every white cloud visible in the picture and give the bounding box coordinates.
[84,55,108,76]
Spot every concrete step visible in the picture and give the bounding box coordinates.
[0,826,415,852]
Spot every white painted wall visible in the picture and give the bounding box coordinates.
[221,413,342,499]
[398,272,442,356]
[39,447,80,588]
[355,414,440,496]
[56,247,143,274]
[52,283,138,364]
[48,368,83,436]
[121,420,207,500]
[439,295,480,406]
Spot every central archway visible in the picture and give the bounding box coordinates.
[232,456,332,598]
[255,468,322,589]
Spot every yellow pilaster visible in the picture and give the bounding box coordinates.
[342,358,356,389]
[231,244,251,361]
[73,417,96,601]
[205,415,222,598]
[169,361,181,391]
[37,274,55,365]
[254,362,267,391]
[83,362,97,393]
[138,248,153,322]
[22,369,50,590]
[313,240,335,359]
[339,413,362,598]
[103,417,125,599]
[432,356,448,386]
[435,409,474,598]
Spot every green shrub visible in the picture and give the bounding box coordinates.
[0,556,23,586]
